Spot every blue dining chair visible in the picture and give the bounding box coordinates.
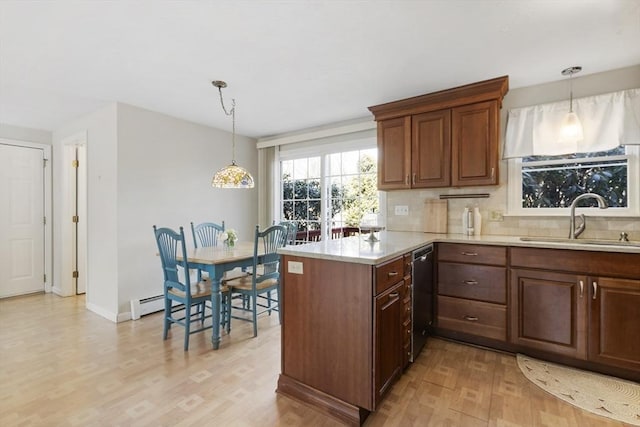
[225,225,287,337]
[278,221,298,246]
[190,220,247,327]
[153,225,230,350]
[190,221,225,283]
[191,221,225,248]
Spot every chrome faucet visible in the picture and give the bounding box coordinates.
[568,193,608,239]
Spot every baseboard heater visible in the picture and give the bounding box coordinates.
[130,295,164,320]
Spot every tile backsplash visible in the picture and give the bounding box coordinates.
[385,188,640,241]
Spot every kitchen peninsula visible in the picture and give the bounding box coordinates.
[276,231,640,426]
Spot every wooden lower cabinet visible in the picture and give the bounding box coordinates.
[436,244,508,343]
[374,281,404,403]
[278,254,410,426]
[510,269,588,359]
[589,277,640,371]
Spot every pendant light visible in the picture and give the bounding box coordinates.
[559,66,584,144]
[211,80,255,189]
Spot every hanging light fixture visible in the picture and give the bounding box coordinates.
[559,66,584,144]
[211,80,255,189]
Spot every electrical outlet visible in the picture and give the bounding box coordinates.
[288,261,304,274]
[489,210,504,221]
[394,205,409,216]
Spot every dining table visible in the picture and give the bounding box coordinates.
[181,241,262,349]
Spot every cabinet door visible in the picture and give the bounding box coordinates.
[510,269,587,359]
[374,281,403,405]
[377,117,411,190]
[589,277,640,371]
[451,100,498,186]
[412,110,451,188]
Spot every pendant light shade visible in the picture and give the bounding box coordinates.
[212,161,255,188]
[211,80,255,189]
[559,111,584,142]
[559,66,584,144]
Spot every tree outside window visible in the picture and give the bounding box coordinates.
[281,148,379,241]
[522,146,628,208]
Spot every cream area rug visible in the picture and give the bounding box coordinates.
[517,354,640,426]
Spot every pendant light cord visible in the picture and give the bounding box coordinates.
[216,86,236,164]
[569,72,574,113]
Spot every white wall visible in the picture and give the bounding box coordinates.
[0,123,51,144]
[116,103,258,316]
[52,104,119,320]
[385,64,640,238]
[51,102,259,321]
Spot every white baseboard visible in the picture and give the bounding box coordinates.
[86,302,118,323]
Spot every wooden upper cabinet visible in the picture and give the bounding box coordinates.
[378,117,411,190]
[412,110,451,188]
[369,76,508,190]
[452,100,499,186]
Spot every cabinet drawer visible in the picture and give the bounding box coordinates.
[437,295,506,341]
[438,243,506,266]
[438,262,506,303]
[375,257,405,295]
[510,247,640,278]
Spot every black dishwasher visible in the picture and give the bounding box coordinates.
[411,245,434,361]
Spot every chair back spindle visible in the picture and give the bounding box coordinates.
[191,221,225,248]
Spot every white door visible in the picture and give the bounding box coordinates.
[0,144,45,298]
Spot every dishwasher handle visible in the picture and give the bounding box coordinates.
[412,245,433,264]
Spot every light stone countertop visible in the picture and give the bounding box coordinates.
[277,231,640,265]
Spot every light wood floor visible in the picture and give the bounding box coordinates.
[0,293,632,427]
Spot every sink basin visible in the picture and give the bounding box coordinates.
[519,236,640,248]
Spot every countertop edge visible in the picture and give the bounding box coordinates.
[278,232,640,265]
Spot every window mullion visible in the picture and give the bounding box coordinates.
[320,154,330,241]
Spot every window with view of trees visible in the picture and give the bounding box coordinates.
[522,146,628,208]
[280,148,378,242]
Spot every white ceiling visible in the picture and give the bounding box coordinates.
[1,1,639,139]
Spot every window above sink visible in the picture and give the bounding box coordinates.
[507,145,639,217]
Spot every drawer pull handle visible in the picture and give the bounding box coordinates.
[388,271,399,277]
[463,315,479,322]
[462,280,478,285]
[592,281,598,300]
[389,292,399,299]
[461,252,478,256]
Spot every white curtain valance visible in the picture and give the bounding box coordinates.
[504,88,640,159]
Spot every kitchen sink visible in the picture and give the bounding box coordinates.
[519,236,640,248]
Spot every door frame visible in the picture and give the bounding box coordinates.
[60,132,88,297]
[0,138,52,293]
